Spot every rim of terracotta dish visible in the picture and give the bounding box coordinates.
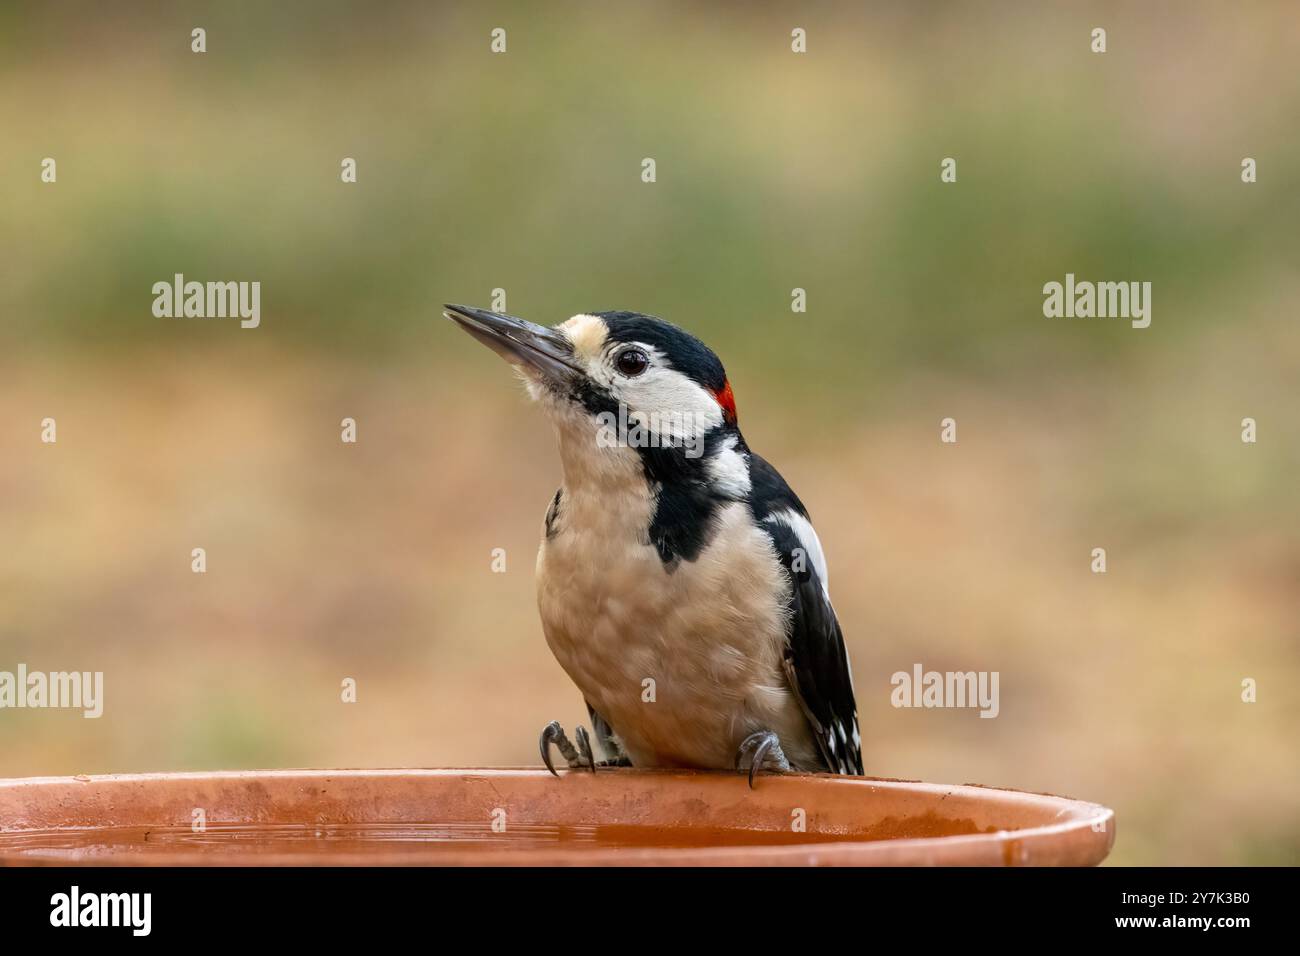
[0,768,1116,867]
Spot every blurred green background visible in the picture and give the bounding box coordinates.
[1,1,1297,865]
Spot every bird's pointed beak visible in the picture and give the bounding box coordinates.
[443,304,582,387]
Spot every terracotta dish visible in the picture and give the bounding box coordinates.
[0,768,1114,866]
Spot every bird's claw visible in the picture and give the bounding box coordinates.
[574,725,595,771]
[539,720,596,776]
[735,730,791,789]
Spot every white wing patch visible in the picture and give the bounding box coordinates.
[764,508,831,601]
[764,506,858,704]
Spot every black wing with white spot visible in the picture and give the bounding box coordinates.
[748,454,863,775]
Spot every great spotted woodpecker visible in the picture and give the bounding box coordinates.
[445,304,862,785]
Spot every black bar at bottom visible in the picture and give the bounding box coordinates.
[0,865,1283,941]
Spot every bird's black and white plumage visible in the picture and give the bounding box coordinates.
[445,304,862,781]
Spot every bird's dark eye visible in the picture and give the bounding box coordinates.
[614,347,650,377]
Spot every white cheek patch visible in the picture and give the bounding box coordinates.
[542,319,729,460]
[605,345,725,448]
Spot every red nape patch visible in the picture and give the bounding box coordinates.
[713,379,737,424]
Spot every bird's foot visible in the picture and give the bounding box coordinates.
[735,730,791,789]
[539,720,595,776]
